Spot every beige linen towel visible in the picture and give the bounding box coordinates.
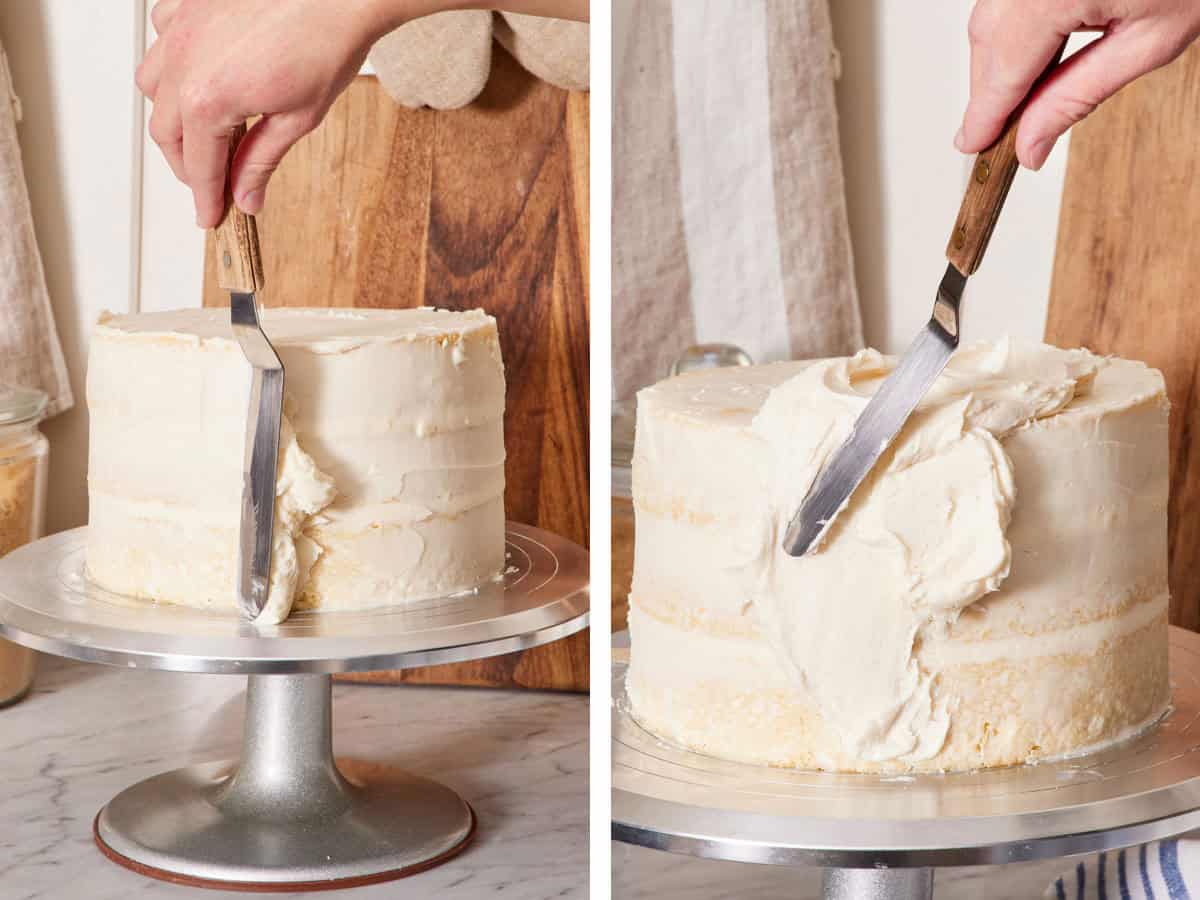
[493,13,589,92]
[612,0,863,401]
[368,11,494,110]
[369,11,589,110]
[0,41,72,417]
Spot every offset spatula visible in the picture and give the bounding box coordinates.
[213,123,283,619]
[782,45,1066,558]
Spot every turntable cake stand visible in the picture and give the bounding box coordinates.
[612,627,1200,900]
[0,524,588,892]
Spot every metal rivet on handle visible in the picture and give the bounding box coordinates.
[974,160,990,183]
[954,226,967,250]
[223,252,232,269]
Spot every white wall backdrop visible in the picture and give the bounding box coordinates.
[829,4,1075,354]
[137,2,206,315]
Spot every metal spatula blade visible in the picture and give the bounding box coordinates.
[781,43,1067,558]
[214,122,280,619]
[781,264,964,556]
[230,292,283,618]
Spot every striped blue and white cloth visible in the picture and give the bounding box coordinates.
[1045,841,1198,899]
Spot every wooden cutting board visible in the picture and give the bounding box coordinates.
[202,47,589,690]
[1045,42,1200,631]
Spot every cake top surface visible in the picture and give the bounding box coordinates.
[639,339,1165,428]
[95,307,496,349]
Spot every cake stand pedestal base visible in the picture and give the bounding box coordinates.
[0,525,589,890]
[94,673,474,891]
[821,867,933,900]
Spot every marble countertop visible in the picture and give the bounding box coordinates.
[0,655,587,900]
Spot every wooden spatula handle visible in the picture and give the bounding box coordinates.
[213,122,265,293]
[946,41,1067,276]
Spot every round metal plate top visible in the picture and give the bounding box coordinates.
[0,525,588,674]
[613,627,1200,868]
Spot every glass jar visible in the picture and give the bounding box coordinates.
[0,384,48,707]
[611,400,636,634]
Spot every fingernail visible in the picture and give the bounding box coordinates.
[239,189,264,214]
[954,126,966,151]
[1028,137,1053,170]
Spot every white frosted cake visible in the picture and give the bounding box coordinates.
[626,339,1171,772]
[86,307,506,624]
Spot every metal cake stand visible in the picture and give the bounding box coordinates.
[612,627,1200,900]
[0,524,588,892]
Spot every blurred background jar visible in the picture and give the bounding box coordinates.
[612,399,635,633]
[0,384,48,706]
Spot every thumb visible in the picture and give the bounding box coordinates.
[229,111,320,215]
[1016,23,1178,170]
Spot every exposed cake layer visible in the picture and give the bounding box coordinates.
[627,340,1170,771]
[627,600,1169,772]
[87,307,506,622]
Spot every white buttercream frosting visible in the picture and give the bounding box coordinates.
[747,340,1102,761]
[257,417,337,624]
[627,338,1171,771]
[86,307,506,621]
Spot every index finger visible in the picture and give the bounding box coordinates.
[180,89,240,228]
[958,0,1074,152]
[184,125,236,228]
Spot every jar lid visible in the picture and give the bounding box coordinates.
[0,384,48,425]
[668,343,753,377]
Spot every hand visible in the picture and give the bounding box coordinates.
[956,0,1200,170]
[137,0,588,229]
[137,0,396,228]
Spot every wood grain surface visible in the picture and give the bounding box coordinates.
[212,124,265,294]
[1045,42,1200,630]
[945,131,1022,276]
[947,43,1065,275]
[203,48,590,690]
